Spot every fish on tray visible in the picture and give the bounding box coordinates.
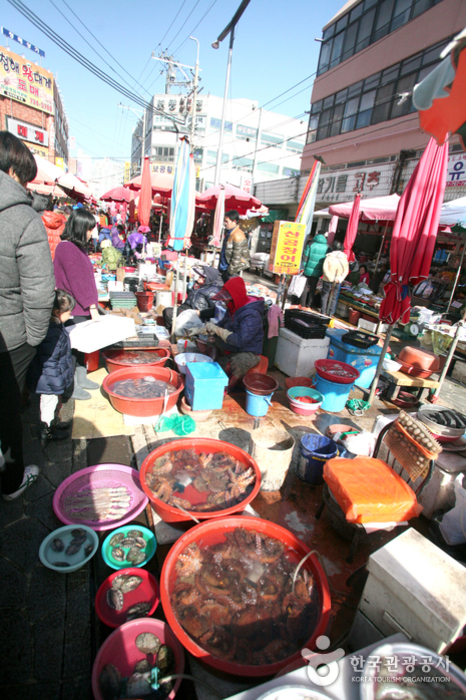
[64,486,132,522]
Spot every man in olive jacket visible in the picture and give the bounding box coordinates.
[299,232,330,308]
[0,132,55,500]
[218,210,250,282]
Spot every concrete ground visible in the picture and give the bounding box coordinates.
[2,271,466,700]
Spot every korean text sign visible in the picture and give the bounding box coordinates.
[0,46,53,114]
[268,221,306,275]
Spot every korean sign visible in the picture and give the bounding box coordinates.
[151,162,174,176]
[446,154,466,188]
[0,46,53,114]
[268,221,306,275]
[6,116,49,147]
[2,27,45,57]
[315,163,394,203]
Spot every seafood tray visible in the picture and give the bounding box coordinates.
[39,525,99,573]
[53,464,149,531]
[101,525,157,570]
[95,567,160,628]
[160,516,331,677]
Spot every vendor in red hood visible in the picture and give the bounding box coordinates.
[203,276,265,391]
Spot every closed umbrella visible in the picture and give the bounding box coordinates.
[138,156,152,228]
[343,193,361,263]
[295,159,321,238]
[368,137,449,404]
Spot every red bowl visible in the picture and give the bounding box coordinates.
[103,348,170,373]
[102,366,184,417]
[315,359,360,384]
[140,438,261,523]
[396,357,434,379]
[91,618,184,700]
[95,567,160,628]
[398,346,440,371]
[160,516,331,677]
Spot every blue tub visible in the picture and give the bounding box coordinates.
[326,328,383,389]
[315,374,354,413]
[297,433,339,484]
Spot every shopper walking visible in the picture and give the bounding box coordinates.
[321,241,349,316]
[0,131,55,500]
[299,232,330,308]
[218,211,250,282]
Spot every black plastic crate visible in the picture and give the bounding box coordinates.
[341,330,379,348]
[284,309,330,328]
[286,318,327,339]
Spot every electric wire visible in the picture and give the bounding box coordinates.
[155,0,189,52]
[164,0,202,53]
[172,0,220,55]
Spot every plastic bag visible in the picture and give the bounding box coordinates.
[341,431,376,457]
[154,414,196,436]
[288,273,307,298]
[439,474,466,545]
[174,309,203,336]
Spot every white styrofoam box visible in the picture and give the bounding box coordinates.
[138,262,157,280]
[68,315,136,353]
[274,326,330,377]
[358,317,389,333]
[360,528,466,652]
[107,281,124,292]
[416,452,466,519]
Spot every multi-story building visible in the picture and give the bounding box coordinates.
[131,92,305,192]
[0,44,68,166]
[78,154,127,198]
[255,0,466,236]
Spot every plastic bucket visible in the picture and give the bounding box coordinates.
[298,433,339,485]
[135,291,154,312]
[245,389,273,417]
[251,428,295,491]
[243,373,279,396]
[348,308,361,326]
[84,350,100,372]
[315,375,355,413]
[155,289,172,307]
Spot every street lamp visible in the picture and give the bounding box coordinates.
[212,0,252,186]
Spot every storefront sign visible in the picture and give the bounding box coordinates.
[0,46,53,114]
[2,27,45,57]
[447,154,466,188]
[151,163,174,175]
[6,116,49,146]
[316,163,395,203]
[268,221,306,275]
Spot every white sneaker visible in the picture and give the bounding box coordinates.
[3,465,40,501]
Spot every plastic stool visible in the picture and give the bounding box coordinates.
[245,355,269,376]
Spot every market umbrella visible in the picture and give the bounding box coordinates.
[57,172,95,202]
[27,182,66,198]
[210,186,225,248]
[367,137,449,404]
[138,156,152,228]
[127,170,174,196]
[342,193,361,263]
[199,183,261,215]
[32,154,64,185]
[168,137,196,334]
[329,193,400,222]
[100,185,135,204]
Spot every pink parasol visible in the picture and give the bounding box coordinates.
[100,186,135,203]
[199,183,261,215]
[343,194,361,263]
[329,193,400,222]
[210,187,225,248]
[138,156,152,228]
[127,170,174,195]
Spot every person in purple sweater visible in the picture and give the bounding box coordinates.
[54,208,100,400]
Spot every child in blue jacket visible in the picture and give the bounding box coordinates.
[27,289,75,447]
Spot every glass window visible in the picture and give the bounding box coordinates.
[350,3,364,22]
[317,40,333,74]
[330,103,344,137]
[341,98,359,132]
[412,0,432,19]
[312,100,323,114]
[317,123,330,141]
[373,0,395,42]
[360,89,376,112]
[422,41,446,65]
[364,72,381,90]
[348,80,363,98]
[257,162,279,174]
[391,73,417,118]
[319,108,333,128]
[323,94,335,109]
[309,115,319,130]
[391,0,412,31]
[356,5,375,51]
[400,53,422,75]
[372,82,396,123]
[323,23,335,40]
[335,87,348,103]
[416,64,434,84]
[336,14,349,32]
[364,0,378,8]
[342,21,359,61]
[330,31,345,67]
[382,64,399,82]
[261,132,282,144]
[341,114,356,133]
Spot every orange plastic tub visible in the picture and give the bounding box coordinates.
[102,348,170,373]
[160,516,331,677]
[102,366,183,417]
[140,438,261,523]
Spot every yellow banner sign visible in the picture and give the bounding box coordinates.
[268,221,306,275]
[0,46,54,114]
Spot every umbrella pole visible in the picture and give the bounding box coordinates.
[432,308,466,400]
[367,324,395,405]
[374,221,389,273]
[446,237,466,313]
[281,276,291,311]
[171,263,180,338]
[158,213,164,244]
[327,281,336,316]
[182,254,188,303]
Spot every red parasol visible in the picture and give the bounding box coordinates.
[100,186,134,203]
[199,183,261,215]
[379,137,449,325]
[138,156,152,227]
[127,170,174,195]
[343,193,361,263]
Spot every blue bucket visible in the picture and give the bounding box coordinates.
[297,433,339,485]
[245,389,273,417]
[315,375,355,413]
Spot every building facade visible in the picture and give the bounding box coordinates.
[131,92,306,192]
[0,45,68,166]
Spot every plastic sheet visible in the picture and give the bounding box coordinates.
[323,457,422,524]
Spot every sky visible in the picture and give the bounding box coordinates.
[1,0,344,162]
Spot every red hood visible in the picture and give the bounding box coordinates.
[42,211,67,230]
[223,276,249,314]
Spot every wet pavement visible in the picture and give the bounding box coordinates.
[2,318,466,699]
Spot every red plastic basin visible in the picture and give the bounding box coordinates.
[102,348,170,373]
[95,567,160,629]
[140,438,261,523]
[102,366,184,417]
[243,373,279,396]
[315,359,360,384]
[160,516,331,677]
[91,618,184,700]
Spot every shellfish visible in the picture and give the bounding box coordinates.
[120,536,136,548]
[156,644,174,674]
[109,532,124,547]
[99,663,121,700]
[54,561,70,567]
[111,574,129,590]
[120,575,143,594]
[84,544,94,557]
[71,528,87,544]
[106,588,124,611]
[65,541,81,556]
[50,538,65,553]
[111,546,125,562]
[133,658,151,674]
[126,529,144,538]
[135,631,161,655]
[126,601,151,621]
[126,547,146,565]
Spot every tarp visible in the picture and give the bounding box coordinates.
[329,193,401,222]
[439,195,466,228]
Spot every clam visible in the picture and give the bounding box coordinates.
[126,672,152,698]
[71,528,87,544]
[126,529,144,538]
[126,601,151,621]
[99,663,121,700]
[106,588,124,611]
[111,546,125,562]
[156,644,174,674]
[109,532,124,547]
[120,575,143,594]
[135,632,161,655]
[50,538,65,553]
[65,541,81,556]
[133,536,146,549]
[126,547,146,565]
[112,573,129,590]
[133,658,151,674]
[120,536,136,548]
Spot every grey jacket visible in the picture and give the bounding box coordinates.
[225,228,250,276]
[0,171,55,351]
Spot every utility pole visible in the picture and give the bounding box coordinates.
[251,107,263,187]
[119,102,147,174]
[190,37,200,154]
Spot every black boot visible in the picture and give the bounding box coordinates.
[40,421,70,448]
[51,417,73,431]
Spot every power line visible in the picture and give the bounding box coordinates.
[172,0,220,55]
[165,0,202,53]
[155,0,189,51]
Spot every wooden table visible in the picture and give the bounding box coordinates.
[337,295,387,333]
[380,368,440,400]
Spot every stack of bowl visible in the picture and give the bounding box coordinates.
[287,387,323,416]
